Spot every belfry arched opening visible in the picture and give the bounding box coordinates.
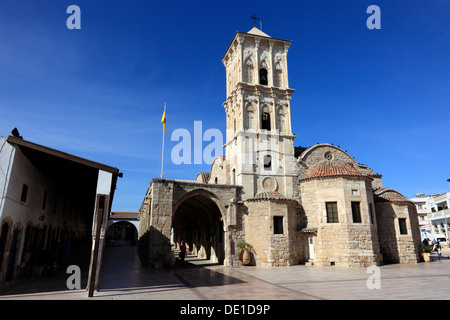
[172,193,224,265]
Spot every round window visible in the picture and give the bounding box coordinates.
[324,152,333,160]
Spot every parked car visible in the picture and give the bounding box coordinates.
[435,236,448,246]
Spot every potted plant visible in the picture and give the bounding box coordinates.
[237,242,252,265]
[422,244,432,262]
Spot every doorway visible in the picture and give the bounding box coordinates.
[308,236,316,260]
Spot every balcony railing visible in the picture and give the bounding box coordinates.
[428,208,450,219]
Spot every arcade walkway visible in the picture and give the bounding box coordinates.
[0,245,449,300]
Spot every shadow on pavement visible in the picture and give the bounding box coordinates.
[0,247,90,297]
[0,245,248,298]
[97,246,246,292]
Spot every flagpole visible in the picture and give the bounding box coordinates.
[161,102,166,179]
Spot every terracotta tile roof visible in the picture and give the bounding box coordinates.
[302,160,362,180]
[373,188,411,203]
[247,191,287,201]
[301,227,318,233]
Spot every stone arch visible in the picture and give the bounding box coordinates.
[260,58,269,71]
[274,61,283,87]
[106,221,138,246]
[298,144,361,177]
[172,188,228,221]
[245,103,255,131]
[273,53,284,87]
[172,188,227,264]
[4,222,23,282]
[259,60,269,85]
[299,144,356,163]
[208,156,226,184]
[261,104,271,131]
[244,57,254,84]
[0,218,12,272]
[139,179,241,268]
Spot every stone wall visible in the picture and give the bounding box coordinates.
[299,145,356,171]
[243,198,300,266]
[300,176,381,267]
[375,201,421,264]
[208,157,230,185]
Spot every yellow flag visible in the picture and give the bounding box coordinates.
[161,110,166,131]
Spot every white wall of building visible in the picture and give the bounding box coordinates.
[0,139,15,216]
[426,191,450,244]
[0,139,90,268]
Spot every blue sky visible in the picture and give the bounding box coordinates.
[0,0,449,211]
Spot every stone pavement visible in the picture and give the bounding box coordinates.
[0,245,449,300]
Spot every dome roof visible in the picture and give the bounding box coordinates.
[302,160,362,180]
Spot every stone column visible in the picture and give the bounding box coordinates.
[283,44,290,88]
[268,40,275,87]
[146,180,175,269]
[237,35,244,84]
[254,38,260,85]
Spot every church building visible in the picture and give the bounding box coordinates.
[138,27,422,268]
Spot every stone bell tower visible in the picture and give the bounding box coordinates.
[221,27,297,199]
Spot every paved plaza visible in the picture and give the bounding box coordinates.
[0,245,449,301]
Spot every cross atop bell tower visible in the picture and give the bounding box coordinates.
[250,14,262,30]
[221,28,297,199]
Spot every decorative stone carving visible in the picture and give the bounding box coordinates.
[261,177,278,192]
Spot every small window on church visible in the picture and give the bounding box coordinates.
[326,202,339,223]
[264,155,272,170]
[259,68,268,85]
[20,184,28,203]
[274,216,283,234]
[351,202,362,223]
[261,112,271,131]
[399,218,408,235]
